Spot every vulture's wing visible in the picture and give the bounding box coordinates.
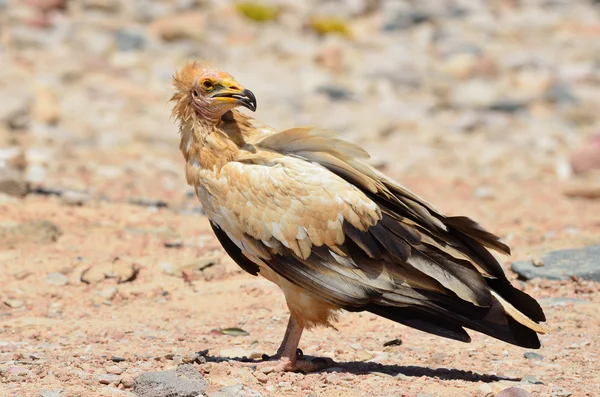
[206,127,547,348]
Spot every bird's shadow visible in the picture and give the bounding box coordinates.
[200,352,520,383]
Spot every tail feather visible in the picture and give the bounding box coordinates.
[368,302,542,349]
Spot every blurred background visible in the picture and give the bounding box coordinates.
[1,0,600,203]
[1,1,600,396]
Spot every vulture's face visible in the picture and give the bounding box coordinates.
[171,62,256,123]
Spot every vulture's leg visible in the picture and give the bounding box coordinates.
[248,315,335,373]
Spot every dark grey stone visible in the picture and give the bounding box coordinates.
[316,85,354,102]
[511,245,600,281]
[133,364,207,397]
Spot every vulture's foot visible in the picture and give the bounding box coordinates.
[245,349,335,373]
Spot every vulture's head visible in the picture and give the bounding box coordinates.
[171,61,256,123]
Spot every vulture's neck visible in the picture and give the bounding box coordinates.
[181,110,254,176]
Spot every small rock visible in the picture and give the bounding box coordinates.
[488,100,527,113]
[511,244,600,281]
[382,9,432,31]
[430,352,446,365]
[111,356,126,362]
[148,12,205,42]
[46,272,69,287]
[564,184,600,200]
[570,139,600,174]
[83,0,120,12]
[106,365,124,375]
[367,351,389,363]
[316,85,354,101]
[0,167,28,197]
[98,287,118,301]
[120,375,134,388]
[163,240,183,248]
[0,220,62,247]
[39,389,63,397]
[521,375,544,385]
[496,387,533,397]
[128,197,168,208]
[60,190,91,206]
[133,364,207,397]
[383,338,402,347]
[209,383,262,397]
[450,80,501,108]
[523,352,543,361]
[0,92,30,130]
[474,186,496,200]
[81,257,139,284]
[552,389,572,397]
[4,299,24,308]
[98,373,120,385]
[441,52,479,79]
[253,371,268,383]
[478,383,493,395]
[114,28,146,51]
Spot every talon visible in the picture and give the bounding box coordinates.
[296,348,303,358]
[261,354,270,361]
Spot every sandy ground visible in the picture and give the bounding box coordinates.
[1,175,600,397]
[2,0,600,396]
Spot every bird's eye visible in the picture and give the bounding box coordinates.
[202,80,213,89]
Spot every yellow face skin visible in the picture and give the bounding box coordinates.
[171,62,256,123]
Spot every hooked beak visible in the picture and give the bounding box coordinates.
[210,88,257,112]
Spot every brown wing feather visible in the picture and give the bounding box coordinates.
[254,127,547,332]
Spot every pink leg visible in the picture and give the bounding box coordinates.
[248,316,335,373]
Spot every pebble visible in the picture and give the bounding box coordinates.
[106,365,124,375]
[210,383,264,397]
[111,356,126,362]
[60,190,91,206]
[474,186,496,200]
[552,389,573,397]
[570,135,600,174]
[0,167,28,197]
[253,371,268,383]
[521,375,544,385]
[97,287,118,301]
[120,375,135,388]
[496,387,533,397]
[133,365,207,397]
[46,272,69,286]
[128,198,168,208]
[4,299,24,308]
[367,351,389,363]
[114,28,146,51]
[148,12,205,42]
[39,389,63,397]
[383,338,402,347]
[523,352,543,361]
[478,383,493,395]
[98,373,120,385]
